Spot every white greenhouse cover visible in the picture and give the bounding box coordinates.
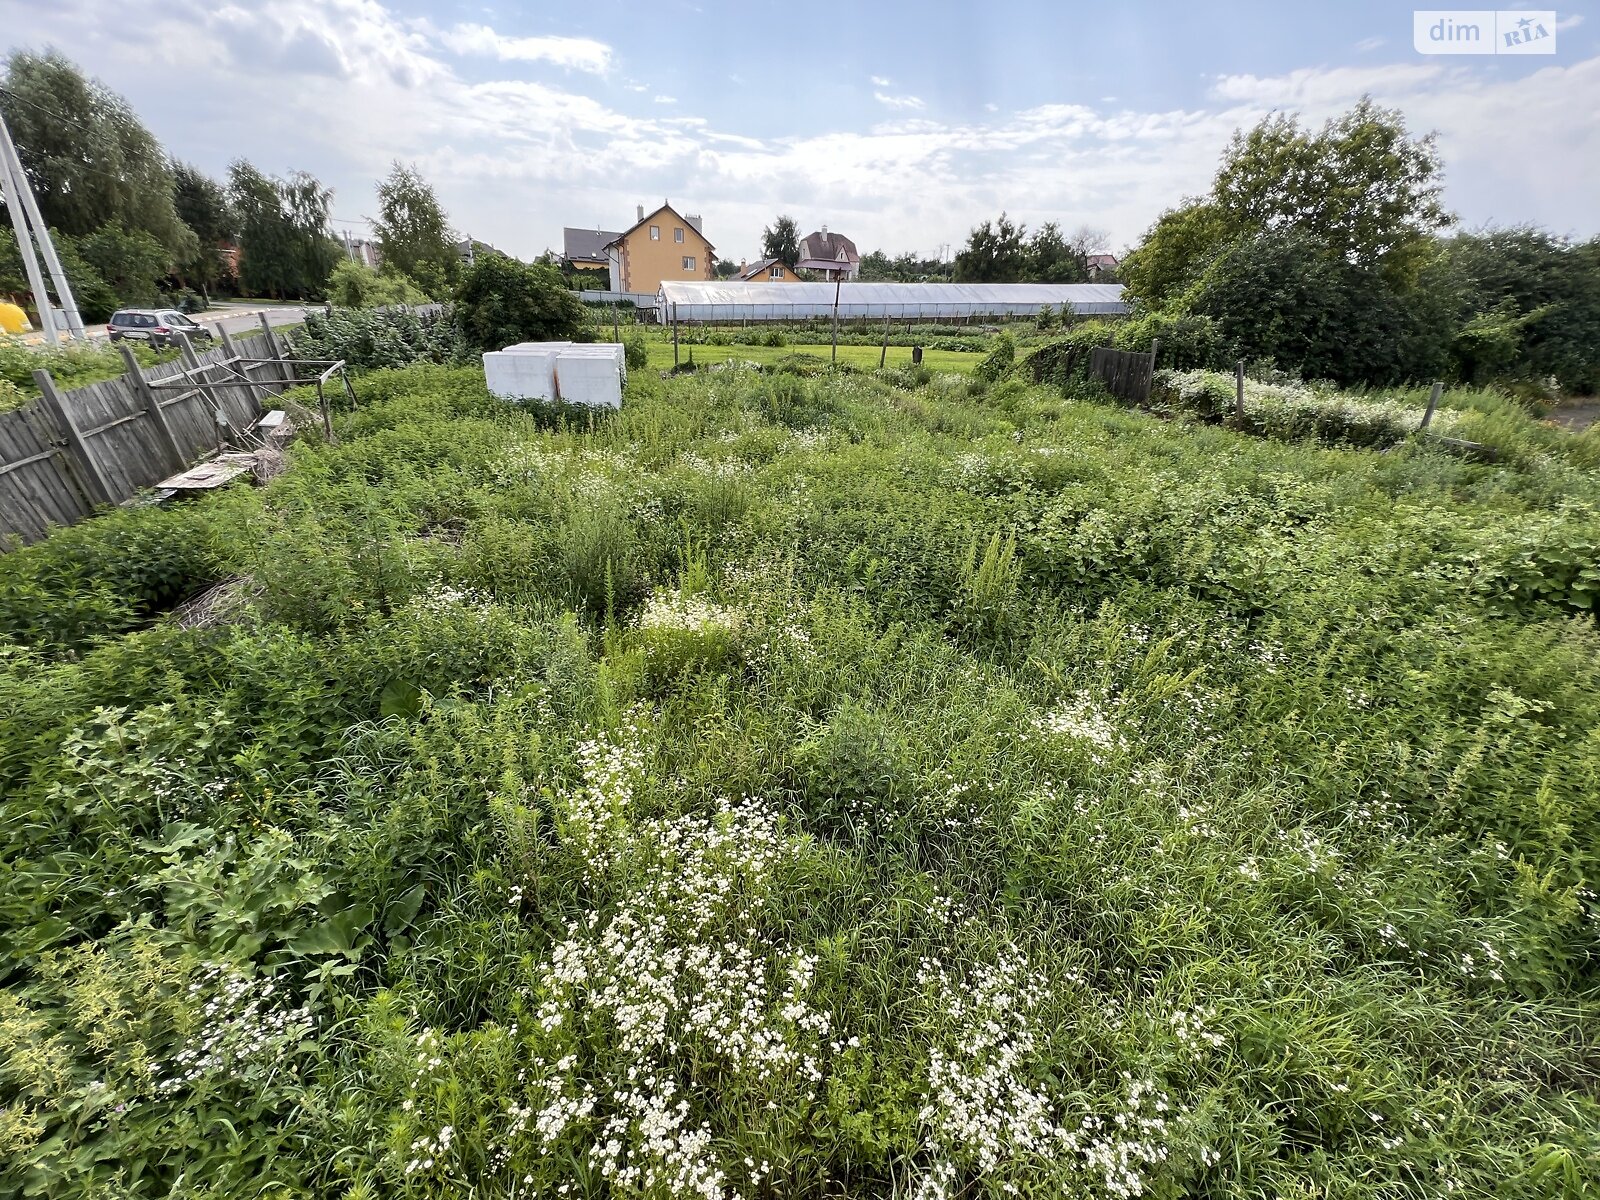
[655,281,1128,322]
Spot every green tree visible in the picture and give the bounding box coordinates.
[69,227,168,309]
[1120,201,1229,307]
[228,161,340,300]
[1423,228,1600,393]
[454,255,586,351]
[1025,222,1091,283]
[1192,228,1428,386]
[1211,97,1450,283]
[171,163,234,301]
[0,50,193,260]
[761,215,801,269]
[371,162,457,297]
[954,213,1028,282]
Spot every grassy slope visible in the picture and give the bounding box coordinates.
[1,364,1597,1198]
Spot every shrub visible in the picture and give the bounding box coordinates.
[326,259,431,308]
[292,306,468,370]
[975,332,1016,382]
[623,329,648,371]
[453,256,586,351]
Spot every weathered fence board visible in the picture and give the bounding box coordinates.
[1088,345,1157,404]
[0,327,292,546]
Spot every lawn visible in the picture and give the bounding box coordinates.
[1,361,1597,1198]
[642,338,979,374]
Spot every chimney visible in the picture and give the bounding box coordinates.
[636,204,644,223]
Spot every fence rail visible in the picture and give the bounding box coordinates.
[0,318,295,546]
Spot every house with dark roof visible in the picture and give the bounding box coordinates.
[796,227,860,280]
[737,256,803,282]
[563,226,622,272]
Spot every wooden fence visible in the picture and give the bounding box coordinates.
[0,319,295,545]
[1089,345,1157,404]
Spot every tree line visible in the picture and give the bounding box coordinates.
[0,50,467,321]
[1118,97,1600,393]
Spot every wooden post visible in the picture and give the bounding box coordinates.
[177,332,227,454]
[1419,381,1443,431]
[116,343,186,472]
[612,303,620,344]
[672,303,679,367]
[257,313,286,389]
[831,277,841,364]
[34,369,117,506]
[1234,360,1246,422]
[880,314,890,368]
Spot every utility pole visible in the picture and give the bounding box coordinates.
[0,105,85,340]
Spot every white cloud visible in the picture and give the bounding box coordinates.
[6,0,1597,262]
[1356,36,1385,51]
[874,91,926,110]
[1556,14,1584,31]
[436,23,613,72]
[870,75,891,86]
[653,95,677,104]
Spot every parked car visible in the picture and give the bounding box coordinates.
[105,309,216,347]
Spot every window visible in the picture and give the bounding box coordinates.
[769,264,784,279]
[649,225,660,240]
[682,256,696,271]
[674,227,684,243]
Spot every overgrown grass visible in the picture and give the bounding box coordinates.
[0,335,182,408]
[1,362,1597,1198]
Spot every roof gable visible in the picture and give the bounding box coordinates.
[798,230,859,264]
[606,203,715,252]
[738,257,786,280]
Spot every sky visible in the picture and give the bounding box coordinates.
[2,0,1597,263]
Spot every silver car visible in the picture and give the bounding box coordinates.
[105,309,216,348]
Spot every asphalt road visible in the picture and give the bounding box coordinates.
[81,304,313,342]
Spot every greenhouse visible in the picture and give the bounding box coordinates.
[654,281,1128,323]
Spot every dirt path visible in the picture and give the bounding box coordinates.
[1548,400,1600,432]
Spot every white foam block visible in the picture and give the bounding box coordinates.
[483,350,558,401]
[553,350,623,408]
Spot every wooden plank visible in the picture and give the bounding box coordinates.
[157,456,252,491]
[118,342,187,473]
[33,370,117,507]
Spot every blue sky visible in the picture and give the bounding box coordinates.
[3,1,1597,261]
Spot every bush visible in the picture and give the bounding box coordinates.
[327,259,431,309]
[453,256,587,352]
[623,329,648,371]
[974,332,1016,381]
[293,306,468,370]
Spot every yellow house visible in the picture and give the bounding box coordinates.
[737,257,802,283]
[604,202,714,294]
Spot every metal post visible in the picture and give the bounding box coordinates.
[0,110,83,339]
[117,342,186,471]
[1419,381,1443,431]
[672,303,679,367]
[34,369,116,505]
[831,278,841,364]
[612,303,619,344]
[1234,360,1245,422]
[880,313,890,368]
